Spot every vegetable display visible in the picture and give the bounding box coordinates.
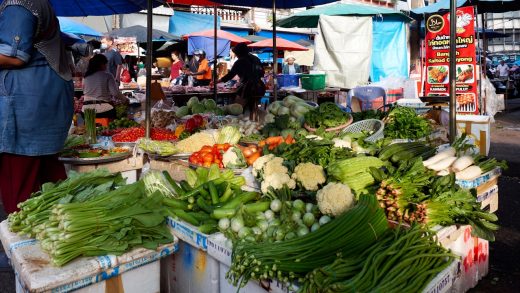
[304,102,352,129]
[226,195,389,287]
[112,127,177,142]
[189,144,230,168]
[383,106,432,139]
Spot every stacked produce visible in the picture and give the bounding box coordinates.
[175,114,206,139]
[175,97,243,117]
[9,170,173,266]
[226,195,389,287]
[264,95,314,130]
[383,106,432,139]
[304,102,352,131]
[112,127,177,142]
[300,225,455,293]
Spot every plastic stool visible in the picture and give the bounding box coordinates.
[260,97,270,105]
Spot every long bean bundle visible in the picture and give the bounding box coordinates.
[39,181,173,266]
[300,226,456,293]
[8,170,126,237]
[226,195,388,287]
[84,108,97,144]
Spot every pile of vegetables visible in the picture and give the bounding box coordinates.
[188,144,230,168]
[9,170,173,266]
[226,195,389,287]
[112,127,177,142]
[327,156,385,195]
[384,106,432,139]
[175,97,243,117]
[304,102,352,130]
[265,95,314,127]
[138,139,178,157]
[258,135,296,151]
[176,114,206,138]
[261,114,305,138]
[300,225,455,293]
[84,108,97,144]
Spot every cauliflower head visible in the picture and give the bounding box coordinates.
[291,162,326,191]
[261,173,296,194]
[222,147,246,169]
[263,157,288,177]
[252,154,275,177]
[316,182,355,217]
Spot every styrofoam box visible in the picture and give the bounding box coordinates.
[456,115,491,156]
[421,260,458,293]
[219,262,295,293]
[0,220,178,293]
[167,217,209,251]
[456,167,502,189]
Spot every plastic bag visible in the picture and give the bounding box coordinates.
[481,74,503,122]
[120,66,132,83]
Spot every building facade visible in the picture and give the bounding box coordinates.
[485,11,520,58]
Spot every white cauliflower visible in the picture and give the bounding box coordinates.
[252,154,275,178]
[222,147,246,169]
[291,162,326,191]
[261,173,296,194]
[316,182,355,217]
[263,157,288,177]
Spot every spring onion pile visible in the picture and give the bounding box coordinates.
[39,181,172,266]
[300,225,455,293]
[226,195,388,287]
[9,170,126,237]
[84,108,97,144]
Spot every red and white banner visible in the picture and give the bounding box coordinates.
[424,6,478,114]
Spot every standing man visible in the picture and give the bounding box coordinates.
[0,0,73,214]
[187,50,212,86]
[101,36,123,82]
[496,60,510,79]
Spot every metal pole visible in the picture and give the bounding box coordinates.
[475,6,483,114]
[448,0,457,143]
[213,4,218,101]
[272,0,278,101]
[145,0,153,138]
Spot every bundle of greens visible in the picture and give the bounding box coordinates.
[226,195,388,287]
[300,225,455,293]
[8,170,126,237]
[39,181,172,266]
[304,102,351,129]
[384,106,432,139]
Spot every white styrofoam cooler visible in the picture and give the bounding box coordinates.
[0,220,178,293]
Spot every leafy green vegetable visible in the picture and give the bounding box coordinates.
[304,102,351,128]
[384,106,432,139]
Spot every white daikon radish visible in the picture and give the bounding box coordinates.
[455,165,482,180]
[451,156,475,173]
[437,169,450,176]
[427,156,457,171]
[423,147,456,167]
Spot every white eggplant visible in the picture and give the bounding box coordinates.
[451,156,475,173]
[455,165,482,180]
[427,156,457,171]
[423,147,456,167]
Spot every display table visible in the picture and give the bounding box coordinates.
[0,220,178,293]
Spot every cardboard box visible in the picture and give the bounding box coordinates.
[456,115,491,156]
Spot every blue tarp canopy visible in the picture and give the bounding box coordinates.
[61,32,86,45]
[49,0,164,17]
[256,31,310,42]
[223,28,249,37]
[109,25,181,43]
[58,17,102,37]
[187,36,230,62]
[371,21,408,82]
[169,11,221,36]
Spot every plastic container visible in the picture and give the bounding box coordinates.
[301,74,326,90]
[276,74,299,88]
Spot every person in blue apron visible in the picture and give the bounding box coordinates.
[0,0,73,214]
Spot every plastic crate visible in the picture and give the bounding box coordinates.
[301,74,326,90]
[276,74,299,88]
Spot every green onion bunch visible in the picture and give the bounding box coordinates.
[300,225,456,293]
[8,170,126,237]
[226,195,389,288]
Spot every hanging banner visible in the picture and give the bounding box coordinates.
[114,37,139,56]
[424,6,478,114]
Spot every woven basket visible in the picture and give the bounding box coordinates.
[342,119,384,143]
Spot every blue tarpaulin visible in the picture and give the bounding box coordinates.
[50,0,163,16]
[187,36,230,62]
[223,28,250,37]
[370,20,408,82]
[169,11,221,36]
[58,17,102,37]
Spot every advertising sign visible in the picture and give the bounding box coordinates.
[425,6,478,114]
[114,37,139,56]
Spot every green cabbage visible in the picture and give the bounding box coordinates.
[290,102,312,119]
[268,101,283,114]
[176,106,190,117]
[283,95,305,108]
[225,103,243,116]
[187,96,200,109]
[277,106,290,116]
[191,103,206,114]
[203,99,217,109]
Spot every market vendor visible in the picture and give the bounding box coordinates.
[0,0,73,214]
[82,54,127,119]
[282,56,302,75]
[170,50,184,81]
[187,49,212,86]
[214,43,266,120]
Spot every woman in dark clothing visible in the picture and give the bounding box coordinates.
[216,43,265,120]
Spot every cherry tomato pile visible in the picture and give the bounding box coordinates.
[112,127,177,142]
[189,143,231,168]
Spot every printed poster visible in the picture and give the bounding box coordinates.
[425,6,479,114]
[114,37,139,56]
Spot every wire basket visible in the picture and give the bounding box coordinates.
[342,119,384,143]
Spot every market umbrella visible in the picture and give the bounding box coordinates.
[277,3,412,28]
[58,17,102,37]
[183,29,252,45]
[61,32,86,46]
[109,25,181,43]
[242,35,268,43]
[248,37,309,51]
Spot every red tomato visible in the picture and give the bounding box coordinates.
[203,161,212,168]
[202,153,214,163]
